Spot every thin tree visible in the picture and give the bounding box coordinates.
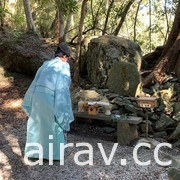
[54,0,78,43]
[149,0,152,52]
[91,0,104,35]
[164,0,170,43]
[114,0,135,36]
[54,10,60,43]
[0,0,6,31]
[54,0,65,43]
[73,0,88,83]
[0,0,4,30]
[22,0,36,33]
[102,0,114,35]
[64,12,72,41]
[58,8,65,43]
[133,0,142,41]
[143,1,180,86]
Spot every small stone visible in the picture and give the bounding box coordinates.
[153,131,167,138]
[102,127,116,134]
[169,123,180,140]
[168,168,180,180]
[155,114,177,131]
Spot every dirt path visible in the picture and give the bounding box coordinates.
[0,70,178,180]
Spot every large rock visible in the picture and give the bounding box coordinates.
[168,168,180,180]
[154,114,177,131]
[124,104,145,117]
[173,140,180,149]
[0,32,54,75]
[81,35,142,89]
[79,36,98,75]
[168,155,180,180]
[107,61,142,96]
[169,123,180,140]
[173,102,180,121]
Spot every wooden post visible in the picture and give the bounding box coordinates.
[145,109,149,138]
[117,122,138,145]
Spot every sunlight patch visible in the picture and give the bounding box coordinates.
[0,151,12,180]
[0,81,11,89]
[2,99,23,110]
[3,133,22,157]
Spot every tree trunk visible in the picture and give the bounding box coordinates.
[102,0,114,35]
[73,0,88,83]
[90,0,103,35]
[0,0,4,30]
[54,0,65,43]
[58,8,65,43]
[54,10,60,43]
[164,0,170,43]
[133,0,142,41]
[166,32,180,75]
[143,1,180,86]
[149,0,152,52]
[64,12,72,41]
[22,0,36,33]
[114,0,135,36]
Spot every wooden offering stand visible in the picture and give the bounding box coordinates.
[136,97,158,137]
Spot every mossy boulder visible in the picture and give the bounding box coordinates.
[107,61,142,96]
[80,35,142,90]
[0,32,54,76]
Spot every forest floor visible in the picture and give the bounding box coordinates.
[0,67,179,180]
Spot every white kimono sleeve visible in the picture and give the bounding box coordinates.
[22,66,42,116]
[22,79,36,116]
[54,69,74,131]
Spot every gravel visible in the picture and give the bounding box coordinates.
[0,71,179,180]
[0,122,172,180]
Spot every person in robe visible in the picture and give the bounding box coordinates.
[22,42,74,160]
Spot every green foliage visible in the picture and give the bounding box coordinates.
[0,7,11,17]
[31,0,56,37]
[56,0,78,14]
[13,15,25,24]
[1,0,177,54]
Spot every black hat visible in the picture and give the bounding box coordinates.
[56,42,71,57]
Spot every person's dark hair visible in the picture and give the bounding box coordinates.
[55,42,71,58]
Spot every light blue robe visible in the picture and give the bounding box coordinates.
[22,57,74,160]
